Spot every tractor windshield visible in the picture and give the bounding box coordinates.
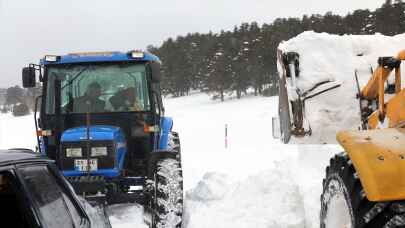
[45,63,150,114]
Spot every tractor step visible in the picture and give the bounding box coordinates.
[107,191,146,205]
[67,176,107,195]
[67,175,147,205]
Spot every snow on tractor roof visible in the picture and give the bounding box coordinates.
[278,31,405,144]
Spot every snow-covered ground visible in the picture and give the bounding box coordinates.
[0,93,341,228]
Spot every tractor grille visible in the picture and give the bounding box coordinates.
[60,140,116,170]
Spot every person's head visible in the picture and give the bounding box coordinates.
[123,87,137,103]
[86,82,102,99]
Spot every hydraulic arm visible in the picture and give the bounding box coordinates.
[361,51,405,122]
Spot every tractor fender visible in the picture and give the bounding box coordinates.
[159,117,173,150]
[337,128,405,201]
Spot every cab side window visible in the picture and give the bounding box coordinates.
[152,83,163,115]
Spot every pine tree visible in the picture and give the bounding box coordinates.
[151,1,402,99]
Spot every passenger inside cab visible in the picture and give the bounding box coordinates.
[109,87,143,112]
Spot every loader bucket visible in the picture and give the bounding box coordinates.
[337,128,405,201]
[277,70,292,143]
[276,49,341,143]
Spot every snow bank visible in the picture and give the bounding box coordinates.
[184,166,306,228]
[108,204,147,228]
[291,144,341,228]
[279,31,405,143]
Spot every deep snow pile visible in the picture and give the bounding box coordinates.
[279,31,405,143]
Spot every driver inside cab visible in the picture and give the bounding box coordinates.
[109,87,143,112]
[73,82,105,113]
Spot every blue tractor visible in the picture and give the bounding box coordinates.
[22,51,183,228]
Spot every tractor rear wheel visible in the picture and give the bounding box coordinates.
[150,158,183,228]
[169,131,181,154]
[321,152,405,228]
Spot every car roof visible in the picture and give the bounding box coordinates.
[0,150,51,166]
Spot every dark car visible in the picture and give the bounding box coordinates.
[0,149,111,228]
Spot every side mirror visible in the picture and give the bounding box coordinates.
[150,62,161,83]
[272,116,281,139]
[22,67,36,88]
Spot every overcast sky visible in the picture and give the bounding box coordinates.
[0,0,382,87]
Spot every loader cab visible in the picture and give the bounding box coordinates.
[23,51,165,178]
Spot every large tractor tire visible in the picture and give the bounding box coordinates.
[150,158,183,228]
[169,131,181,154]
[321,152,405,228]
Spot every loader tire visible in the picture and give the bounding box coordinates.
[150,158,183,228]
[321,152,405,228]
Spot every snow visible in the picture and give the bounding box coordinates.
[165,94,341,228]
[278,31,405,144]
[184,170,306,228]
[108,204,147,228]
[0,113,37,149]
[322,179,353,228]
[0,92,341,228]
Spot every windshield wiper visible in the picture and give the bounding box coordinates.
[61,66,90,90]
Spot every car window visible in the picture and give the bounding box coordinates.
[0,171,38,228]
[18,165,84,228]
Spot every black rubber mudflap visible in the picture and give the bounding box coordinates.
[321,153,405,228]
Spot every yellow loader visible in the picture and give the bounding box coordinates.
[321,50,405,228]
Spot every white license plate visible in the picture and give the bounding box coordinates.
[74,159,98,171]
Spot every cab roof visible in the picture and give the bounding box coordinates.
[40,51,160,65]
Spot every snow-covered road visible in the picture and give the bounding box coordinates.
[0,93,341,228]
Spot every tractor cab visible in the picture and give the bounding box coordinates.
[21,51,183,224]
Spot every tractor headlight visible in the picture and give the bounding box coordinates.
[130,51,144,59]
[66,148,82,157]
[44,55,60,62]
[91,147,108,156]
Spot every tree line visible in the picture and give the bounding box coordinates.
[149,0,405,101]
[3,85,41,116]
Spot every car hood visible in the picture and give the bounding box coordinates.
[61,125,124,142]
